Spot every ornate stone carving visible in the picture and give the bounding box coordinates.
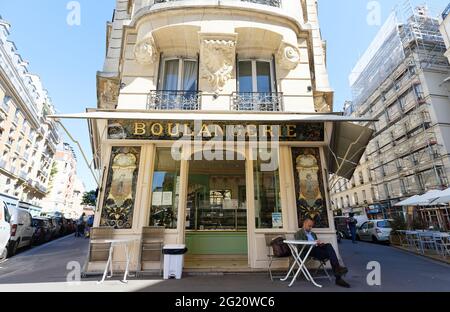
[314,92,332,113]
[134,35,158,65]
[98,77,119,109]
[199,34,237,92]
[277,41,301,70]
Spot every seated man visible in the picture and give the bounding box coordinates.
[295,217,350,288]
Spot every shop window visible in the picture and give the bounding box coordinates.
[254,155,282,229]
[100,146,141,229]
[186,153,247,231]
[149,148,181,229]
[291,147,329,228]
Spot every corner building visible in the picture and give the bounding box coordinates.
[57,0,372,273]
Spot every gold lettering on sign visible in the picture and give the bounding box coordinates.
[168,123,180,137]
[151,123,164,136]
[199,124,212,137]
[287,125,297,138]
[184,124,194,137]
[247,125,258,138]
[134,123,146,135]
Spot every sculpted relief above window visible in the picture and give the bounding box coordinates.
[199,33,238,93]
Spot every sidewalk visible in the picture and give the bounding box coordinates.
[0,237,449,292]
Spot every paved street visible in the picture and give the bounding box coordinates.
[0,236,449,292]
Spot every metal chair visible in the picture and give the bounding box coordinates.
[265,234,287,281]
[137,226,165,277]
[433,233,450,258]
[82,227,114,277]
[306,257,333,282]
[418,232,437,253]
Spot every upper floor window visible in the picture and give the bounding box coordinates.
[238,60,274,94]
[150,58,200,110]
[159,58,198,92]
[234,59,280,111]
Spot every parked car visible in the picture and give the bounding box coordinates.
[334,216,351,238]
[7,206,35,256]
[31,217,52,245]
[0,201,11,261]
[354,215,369,227]
[65,219,75,234]
[356,219,393,243]
[46,218,58,239]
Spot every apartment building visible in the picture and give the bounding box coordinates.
[330,5,450,220]
[0,15,60,208]
[41,143,79,216]
[52,0,372,273]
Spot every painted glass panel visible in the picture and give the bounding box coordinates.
[100,146,141,229]
[292,147,329,228]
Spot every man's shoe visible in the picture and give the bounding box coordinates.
[336,278,351,288]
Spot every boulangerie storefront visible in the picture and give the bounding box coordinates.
[51,110,372,273]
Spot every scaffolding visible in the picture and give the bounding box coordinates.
[339,1,450,215]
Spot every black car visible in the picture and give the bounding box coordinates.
[31,217,52,245]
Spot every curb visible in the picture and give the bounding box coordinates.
[390,245,450,266]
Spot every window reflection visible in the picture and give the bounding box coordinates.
[149,148,181,229]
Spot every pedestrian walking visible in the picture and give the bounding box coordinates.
[76,213,86,238]
[348,213,358,244]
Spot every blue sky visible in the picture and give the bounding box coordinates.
[0,0,448,191]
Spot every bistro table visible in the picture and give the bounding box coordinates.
[281,240,322,288]
[97,238,138,284]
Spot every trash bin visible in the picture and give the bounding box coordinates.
[163,244,188,280]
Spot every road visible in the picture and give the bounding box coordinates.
[0,236,449,292]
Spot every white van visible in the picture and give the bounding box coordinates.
[7,206,34,256]
[0,201,11,261]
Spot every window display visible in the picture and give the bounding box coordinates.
[254,156,282,229]
[186,155,247,231]
[149,148,181,229]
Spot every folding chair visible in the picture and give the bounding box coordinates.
[137,226,165,277]
[434,234,450,258]
[265,234,288,281]
[307,257,333,282]
[82,227,114,277]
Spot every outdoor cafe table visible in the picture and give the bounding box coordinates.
[281,240,322,288]
[97,238,138,284]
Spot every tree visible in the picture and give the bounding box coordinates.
[82,190,98,206]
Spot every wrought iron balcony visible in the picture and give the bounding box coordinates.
[147,90,201,110]
[153,0,281,8]
[231,92,283,112]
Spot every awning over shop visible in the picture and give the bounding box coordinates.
[394,190,444,207]
[327,121,374,180]
[48,110,376,122]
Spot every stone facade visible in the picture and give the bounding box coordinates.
[0,16,60,208]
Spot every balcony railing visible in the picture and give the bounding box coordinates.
[153,0,281,8]
[231,92,282,112]
[147,90,201,110]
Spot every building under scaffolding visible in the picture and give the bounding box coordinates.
[330,2,450,229]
